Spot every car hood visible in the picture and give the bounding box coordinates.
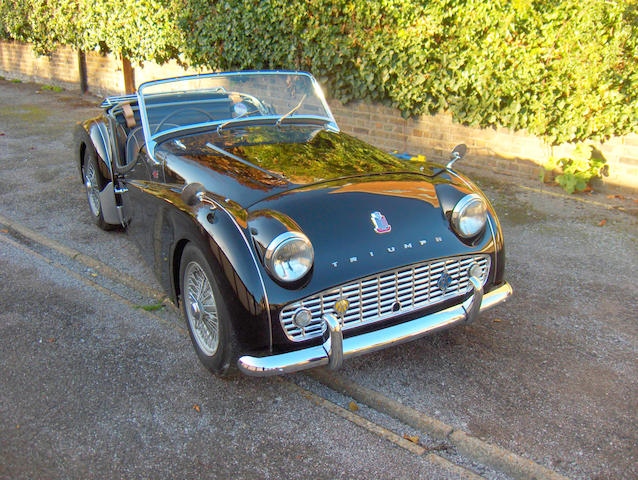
[247,173,493,300]
[157,124,441,208]
[157,124,494,299]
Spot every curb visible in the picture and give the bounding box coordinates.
[281,378,485,480]
[308,369,570,480]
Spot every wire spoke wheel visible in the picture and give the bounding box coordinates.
[83,160,101,217]
[184,260,219,356]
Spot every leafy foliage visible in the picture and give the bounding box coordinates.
[0,0,180,62]
[1,0,637,144]
[543,144,607,193]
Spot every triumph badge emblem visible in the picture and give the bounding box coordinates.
[437,271,452,294]
[334,297,350,316]
[370,211,391,234]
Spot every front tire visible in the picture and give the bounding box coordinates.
[180,244,239,377]
[82,149,118,231]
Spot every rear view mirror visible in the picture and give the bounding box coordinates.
[447,144,467,169]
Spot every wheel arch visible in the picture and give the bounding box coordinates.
[171,237,190,306]
[79,141,87,180]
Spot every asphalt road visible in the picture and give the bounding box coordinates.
[1,78,637,479]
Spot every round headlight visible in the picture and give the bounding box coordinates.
[264,231,314,282]
[451,194,487,238]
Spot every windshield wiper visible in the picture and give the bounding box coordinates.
[217,109,252,134]
[275,94,307,128]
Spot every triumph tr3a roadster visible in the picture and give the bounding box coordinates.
[74,71,512,376]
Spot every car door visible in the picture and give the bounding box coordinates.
[116,127,166,267]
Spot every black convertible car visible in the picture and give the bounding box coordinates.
[74,71,512,376]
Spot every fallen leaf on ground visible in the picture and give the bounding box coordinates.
[403,434,419,444]
[90,273,98,277]
[47,338,56,342]
[582,185,593,193]
[426,444,451,452]
[598,219,607,227]
[493,318,502,323]
[0,229,8,233]
[193,405,200,413]
[607,194,625,200]
[348,401,359,412]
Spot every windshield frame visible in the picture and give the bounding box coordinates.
[135,71,339,158]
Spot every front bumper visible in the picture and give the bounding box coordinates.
[238,279,512,376]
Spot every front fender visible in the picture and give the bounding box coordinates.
[158,195,272,351]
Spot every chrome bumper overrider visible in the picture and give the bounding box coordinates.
[238,279,512,376]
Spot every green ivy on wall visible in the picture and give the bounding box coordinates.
[1,0,636,145]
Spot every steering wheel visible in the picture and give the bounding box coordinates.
[153,108,215,134]
[234,93,271,115]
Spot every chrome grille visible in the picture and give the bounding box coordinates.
[280,254,490,342]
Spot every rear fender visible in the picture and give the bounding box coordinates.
[74,117,113,182]
[74,117,120,224]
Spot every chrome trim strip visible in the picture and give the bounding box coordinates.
[238,281,512,376]
[135,89,156,167]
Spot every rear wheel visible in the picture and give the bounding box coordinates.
[82,149,118,230]
[180,244,239,377]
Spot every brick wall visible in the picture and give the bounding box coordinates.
[0,41,79,86]
[331,98,638,191]
[1,40,636,192]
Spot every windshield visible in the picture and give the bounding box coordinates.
[136,72,337,140]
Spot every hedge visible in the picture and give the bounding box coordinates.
[1,0,637,144]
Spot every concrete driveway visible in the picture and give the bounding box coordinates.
[0,78,636,479]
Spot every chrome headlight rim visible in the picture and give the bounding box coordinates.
[451,193,487,238]
[264,231,314,283]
